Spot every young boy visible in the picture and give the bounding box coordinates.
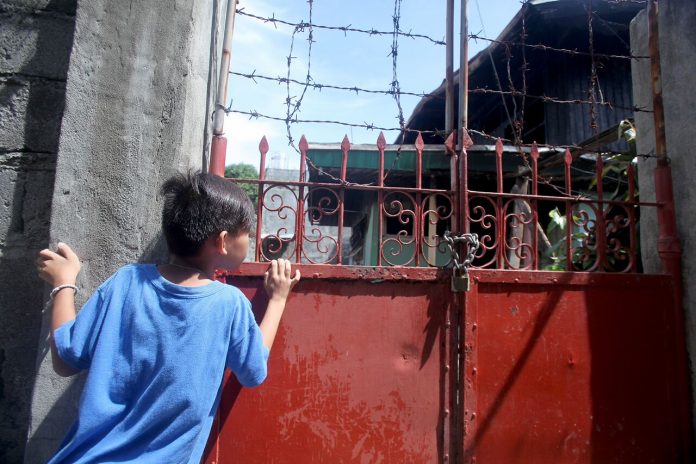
[36,172,300,463]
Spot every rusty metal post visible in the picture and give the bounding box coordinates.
[445,0,455,135]
[255,137,268,262]
[648,1,693,460]
[210,136,228,177]
[458,0,469,140]
[210,0,239,176]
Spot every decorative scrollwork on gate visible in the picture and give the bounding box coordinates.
[302,187,340,264]
[260,184,298,261]
[604,204,633,273]
[381,191,417,266]
[503,198,535,270]
[468,195,499,269]
[421,193,454,267]
[570,204,599,272]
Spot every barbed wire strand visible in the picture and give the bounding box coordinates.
[284,0,314,152]
[519,0,529,144]
[237,7,647,60]
[468,34,648,60]
[376,0,408,186]
[228,107,657,157]
[391,0,406,132]
[231,70,431,97]
[604,0,647,5]
[236,7,446,45]
[230,68,652,113]
[587,0,600,134]
[474,0,516,145]
[272,1,412,187]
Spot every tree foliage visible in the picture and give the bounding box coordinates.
[225,163,259,205]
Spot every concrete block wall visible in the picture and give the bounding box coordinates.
[631,0,696,441]
[22,0,223,462]
[0,1,77,462]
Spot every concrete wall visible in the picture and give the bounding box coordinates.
[631,0,696,438]
[0,1,77,461]
[23,0,223,462]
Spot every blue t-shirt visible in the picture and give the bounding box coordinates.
[49,264,269,464]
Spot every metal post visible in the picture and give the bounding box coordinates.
[210,0,238,176]
[647,1,693,460]
[445,0,455,135]
[458,0,469,141]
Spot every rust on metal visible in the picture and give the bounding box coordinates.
[218,262,445,282]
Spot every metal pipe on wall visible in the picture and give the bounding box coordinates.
[210,0,238,176]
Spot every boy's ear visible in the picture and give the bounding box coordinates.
[216,231,229,255]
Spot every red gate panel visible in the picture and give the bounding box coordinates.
[205,270,454,463]
[462,271,683,463]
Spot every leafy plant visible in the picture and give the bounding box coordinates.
[225,163,259,206]
[541,119,639,272]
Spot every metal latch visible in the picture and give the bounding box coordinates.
[443,231,480,293]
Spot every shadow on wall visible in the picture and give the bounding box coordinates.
[0,0,77,461]
[138,231,169,265]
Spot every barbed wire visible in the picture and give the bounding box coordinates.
[468,34,648,60]
[229,107,654,155]
[273,0,410,187]
[237,6,646,61]
[604,0,647,4]
[230,68,653,113]
[229,1,648,193]
[390,0,406,132]
[283,0,314,152]
[231,70,431,97]
[587,0,600,134]
[519,1,529,145]
[236,8,446,45]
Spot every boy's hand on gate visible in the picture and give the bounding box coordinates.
[264,259,300,302]
[36,243,81,287]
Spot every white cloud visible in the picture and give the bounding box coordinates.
[224,112,281,167]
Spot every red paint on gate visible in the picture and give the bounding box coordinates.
[204,277,455,463]
[462,270,683,463]
[206,128,693,462]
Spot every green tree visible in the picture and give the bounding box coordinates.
[225,163,259,205]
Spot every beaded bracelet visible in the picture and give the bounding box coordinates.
[49,284,78,300]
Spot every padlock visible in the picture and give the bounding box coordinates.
[451,269,470,292]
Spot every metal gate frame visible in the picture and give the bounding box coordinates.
[206,112,692,462]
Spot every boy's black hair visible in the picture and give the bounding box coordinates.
[160,171,254,257]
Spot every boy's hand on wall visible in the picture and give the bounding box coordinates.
[36,243,82,287]
[264,259,300,302]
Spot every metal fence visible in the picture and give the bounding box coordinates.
[225,127,656,273]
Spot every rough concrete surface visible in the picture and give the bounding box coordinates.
[23,0,222,462]
[631,0,696,440]
[0,0,76,462]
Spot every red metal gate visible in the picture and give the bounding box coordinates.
[204,131,691,463]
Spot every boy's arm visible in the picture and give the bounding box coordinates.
[37,243,82,377]
[260,259,300,350]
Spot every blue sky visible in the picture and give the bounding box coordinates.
[225,0,518,169]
